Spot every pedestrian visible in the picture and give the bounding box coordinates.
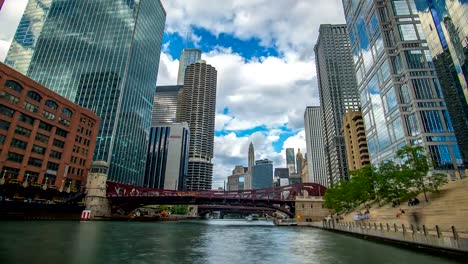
[414,197,420,206]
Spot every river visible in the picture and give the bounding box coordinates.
[0,220,461,264]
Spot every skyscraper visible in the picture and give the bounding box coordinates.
[304,106,328,187]
[5,0,167,186]
[342,111,370,171]
[286,148,295,174]
[177,60,217,190]
[177,48,202,85]
[414,0,468,168]
[315,24,360,186]
[152,85,183,126]
[343,0,463,179]
[296,148,304,174]
[246,142,255,189]
[252,159,273,189]
[144,123,190,190]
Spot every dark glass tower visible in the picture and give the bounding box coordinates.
[5,0,166,185]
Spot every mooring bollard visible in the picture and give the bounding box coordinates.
[435,225,441,238]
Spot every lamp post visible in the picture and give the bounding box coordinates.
[66,180,72,193]
[23,174,30,188]
[59,179,65,192]
[42,177,49,190]
[0,170,6,185]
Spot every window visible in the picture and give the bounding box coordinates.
[45,100,58,110]
[58,117,70,127]
[5,80,23,93]
[35,133,49,144]
[0,91,19,104]
[50,150,62,160]
[32,145,46,155]
[55,128,68,138]
[39,121,53,132]
[47,161,59,171]
[7,152,23,163]
[0,104,15,117]
[26,91,42,102]
[23,101,39,113]
[19,113,34,125]
[0,120,10,131]
[42,111,55,120]
[28,157,42,167]
[10,138,27,149]
[15,126,32,137]
[53,139,65,148]
[0,134,5,144]
[61,108,73,118]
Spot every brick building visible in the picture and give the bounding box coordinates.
[0,63,99,191]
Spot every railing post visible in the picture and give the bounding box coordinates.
[368,222,371,229]
[374,223,377,230]
[394,223,398,232]
[435,225,441,238]
[452,226,459,240]
[386,223,390,232]
[410,224,415,234]
[422,225,427,236]
[380,223,383,231]
[402,224,406,235]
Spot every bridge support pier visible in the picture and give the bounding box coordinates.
[85,161,111,219]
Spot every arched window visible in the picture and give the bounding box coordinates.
[45,99,58,110]
[27,91,42,102]
[5,80,23,93]
[61,108,73,118]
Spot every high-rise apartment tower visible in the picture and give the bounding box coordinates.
[304,106,328,187]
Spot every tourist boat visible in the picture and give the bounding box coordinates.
[246,214,259,221]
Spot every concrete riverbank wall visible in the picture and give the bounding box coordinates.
[310,220,468,256]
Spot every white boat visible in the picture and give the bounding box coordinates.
[246,214,259,221]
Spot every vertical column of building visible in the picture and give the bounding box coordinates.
[286,148,296,174]
[304,106,328,187]
[177,60,217,190]
[342,0,462,179]
[315,24,360,187]
[246,142,255,190]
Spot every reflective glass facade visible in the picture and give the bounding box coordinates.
[152,85,183,126]
[6,0,167,185]
[252,159,273,189]
[414,0,468,167]
[177,49,202,85]
[343,0,463,179]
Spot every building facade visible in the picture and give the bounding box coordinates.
[414,0,468,168]
[144,123,189,190]
[246,142,255,190]
[252,159,273,189]
[177,49,202,85]
[0,63,99,191]
[226,173,245,191]
[343,111,370,171]
[304,106,329,187]
[296,148,304,174]
[315,24,360,186]
[286,148,296,174]
[343,0,463,179]
[5,0,167,186]
[177,60,217,190]
[152,85,183,126]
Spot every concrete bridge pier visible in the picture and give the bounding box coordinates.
[85,161,111,219]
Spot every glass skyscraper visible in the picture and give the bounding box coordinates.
[177,48,202,85]
[6,0,167,185]
[152,85,183,126]
[304,106,328,187]
[414,0,468,167]
[342,0,463,179]
[252,159,273,189]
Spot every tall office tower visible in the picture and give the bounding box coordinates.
[144,123,190,190]
[5,0,166,186]
[177,49,202,85]
[246,142,255,189]
[304,106,328,187]
[274,168,290,187]
[177,60,217,190]
[315,24,360,186]
[152,85,183,126]
[343,111,370,171]
[286,148,296,174]
[296,148,304,174]
[343,0,463,179]
[251,159,273,189]
[414,0,468,168]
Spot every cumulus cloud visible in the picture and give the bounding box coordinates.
[161,0,345,58]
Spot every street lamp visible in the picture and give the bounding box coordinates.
[59,179,65,192]
[0,170,7,185]
[66,180,72,193]
[42,177,49,191]
[23,174,30,188]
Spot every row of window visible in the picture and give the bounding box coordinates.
[4,80,74,117]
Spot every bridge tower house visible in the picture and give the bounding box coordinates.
[85,161,111,218]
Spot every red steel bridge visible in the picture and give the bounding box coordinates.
[106,182,327,217]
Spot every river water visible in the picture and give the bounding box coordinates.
[0,220,461,264]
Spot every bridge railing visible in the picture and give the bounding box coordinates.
[106,182,327,201]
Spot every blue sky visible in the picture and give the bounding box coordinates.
[0,0,346,189]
